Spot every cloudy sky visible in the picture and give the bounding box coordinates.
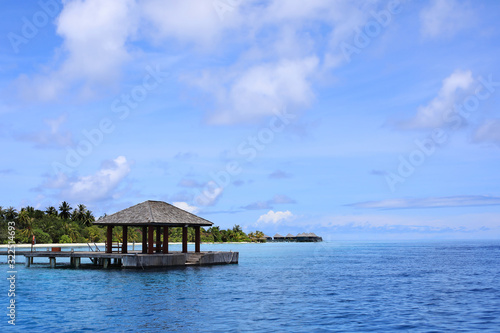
[1,0,500,240]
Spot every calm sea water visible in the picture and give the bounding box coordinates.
[3,241,500,332]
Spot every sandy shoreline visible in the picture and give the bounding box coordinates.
[0,242,251,248]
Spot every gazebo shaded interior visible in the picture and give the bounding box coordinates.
[93,200,213,254]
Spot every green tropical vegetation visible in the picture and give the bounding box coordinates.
[0,203,267,244]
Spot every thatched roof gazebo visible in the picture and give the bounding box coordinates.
[94,200,213,254]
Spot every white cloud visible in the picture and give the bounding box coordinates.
[42,172,70,190]
[57,0,137,80]
[62,156,131,202]
[350,195,500,209]
[140,0,236,46]
[404,69,475,128]
[195,181,223,206]
[262,0,375,46]
[17,0,138,101]
[12,0,397,122]
[173,201,200,214]
[199,57,318,124]
[258,0,372,64]
[474,119,500,145]
[16,114,73,148]
[420,0,472,38]
[187,0,405,124]
[257,210,294,225]
[262,0,331,21]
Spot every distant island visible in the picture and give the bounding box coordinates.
[0,202,321,244]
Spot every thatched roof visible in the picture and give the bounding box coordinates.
[274,233,284,238]
[296,232,320,238]
[94,200,213,227]
[286,233,295,238]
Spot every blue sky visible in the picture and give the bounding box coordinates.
[1,0,500,240]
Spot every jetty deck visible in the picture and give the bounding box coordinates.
[2,200,240,269]
[2,250,238,268]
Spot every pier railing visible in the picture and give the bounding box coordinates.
[103,241,122,253]
[87,242,101,252]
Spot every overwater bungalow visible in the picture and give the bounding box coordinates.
[269,232,323,242]
[296,232,323,242]
[273,233,285,242]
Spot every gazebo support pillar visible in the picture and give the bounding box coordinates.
[122,226,128,254]
[156,226,161,253]
[182,226,188,253]
[195,226,201,253]
[163,226,169,254]
[106,225,113,253]
[141,226,147,254]
[148,225,154,254]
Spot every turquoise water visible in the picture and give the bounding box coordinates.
[3,241,500,332]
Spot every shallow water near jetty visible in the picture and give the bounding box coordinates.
[4,241,500,332]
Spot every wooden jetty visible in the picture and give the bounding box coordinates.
[18,250,238,269]
[8,200,238,269]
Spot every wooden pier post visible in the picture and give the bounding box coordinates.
[25,256,31,267]
[163,226,169,254]
[71,257,80,268]
[148,225,154,254]
[195,226,201,253]
[142,226,147,254]
[122,226,128,254]
[182,226,188,253]
[156,226,161,253]
[49,257,56,268]
[106,225,113,253]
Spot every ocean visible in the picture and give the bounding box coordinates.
[3,241,500,332]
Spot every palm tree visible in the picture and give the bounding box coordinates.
[5,207,18,221]
[208,226,221,242]
[0,206,4,221]
[71,209,79,221]
[77,204,87,213]
[59,201,72,220]
[19,210,34,239]
[232,225,245,241]
[72,204,87,222]
[82,210,95,227]
[45,206,58,216]
[25,206,35,216]
[62,221,79,243]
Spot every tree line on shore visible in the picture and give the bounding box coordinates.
[0,202,267,244]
